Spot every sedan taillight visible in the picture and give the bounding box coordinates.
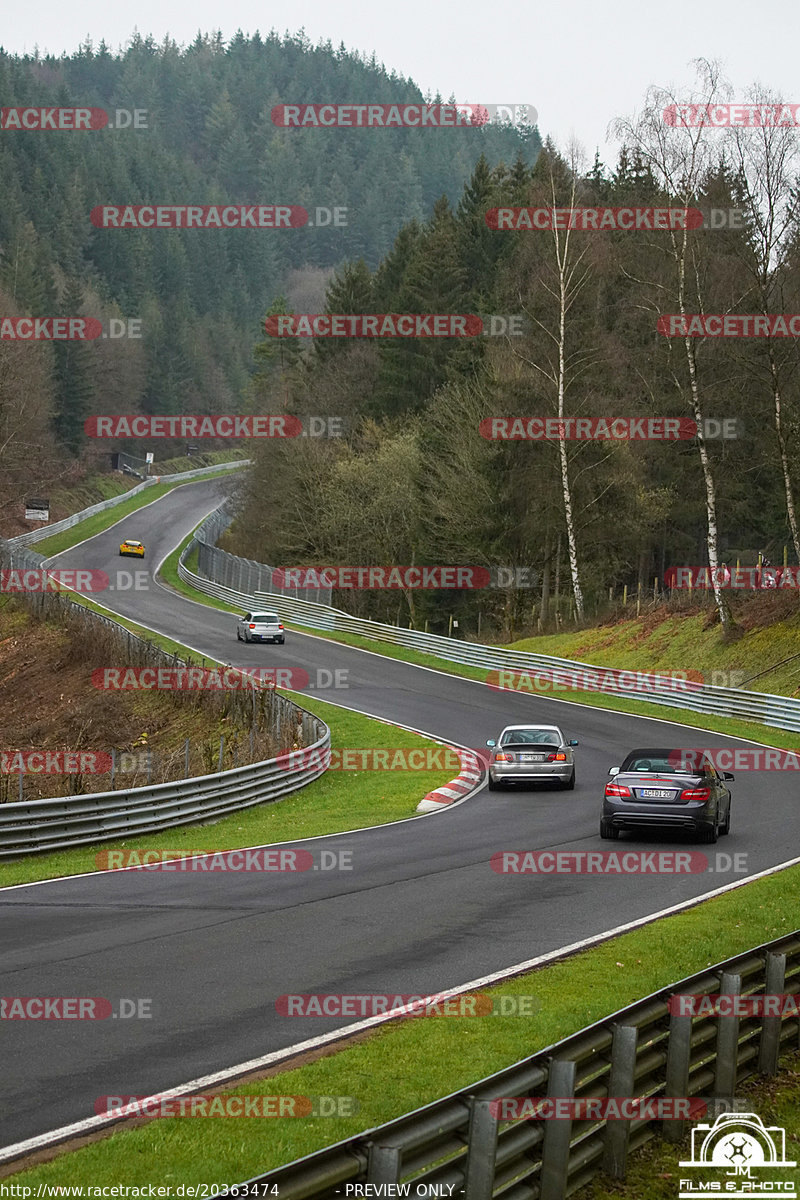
[278,624,284,630]
[546,752,568,762]
[680,787,711,802]
[605,782,631,797]
[249,624,256,629]
[494,752,514,762]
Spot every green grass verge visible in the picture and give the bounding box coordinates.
[6,866,799,1186]
[33,463,248,558]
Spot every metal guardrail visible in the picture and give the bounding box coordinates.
[0,535,330,858]
[214,931,800,1200]
[0,719,329,858]
[191,503,333,606]
[180,505,800,735]
[6,459,249,547]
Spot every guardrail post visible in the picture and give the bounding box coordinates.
[603,1024,637,1178]
[463,1097,498,1200]
[367,1143,401,1185]
[757,953,786,1075]
[715,972,741,1100]
[540,1059,575,1200]
[663,1003,693,1143]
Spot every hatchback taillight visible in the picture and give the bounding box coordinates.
[680,787,711,802]
[605,782,631,797]
[278,624,284,630]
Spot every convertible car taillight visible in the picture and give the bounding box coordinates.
[679,786,711,802]
[605,782,631,797]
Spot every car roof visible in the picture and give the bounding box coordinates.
[501,724,562,733]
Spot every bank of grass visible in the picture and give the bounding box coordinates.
[6,868,799,1187]
[33,460,247,558]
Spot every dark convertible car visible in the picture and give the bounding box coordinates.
[601,747,733,843]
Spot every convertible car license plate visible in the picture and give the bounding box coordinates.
[521,753,544,762]
[640,788,674,799]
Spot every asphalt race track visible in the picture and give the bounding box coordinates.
[1,477,793,1153]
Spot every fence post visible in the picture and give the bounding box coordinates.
[367,1144,401,1185]
[603,1025,638,1178]
[540,1059,576,1200]
[715,972,741,1100]
[757,953,786,1075]
[218,737,225,772]
[463,1097,498,1200]
[185,739,190,778]
[663,1004,693,1143]
[111,749,116,790]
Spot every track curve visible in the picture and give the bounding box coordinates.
[1,477,794,1154]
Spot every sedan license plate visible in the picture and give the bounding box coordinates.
[639,788,675,800]
[521,753,545,762]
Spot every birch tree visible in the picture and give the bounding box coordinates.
[613,59,735,630]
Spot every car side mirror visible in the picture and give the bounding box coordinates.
[569,740,579,747]
[723,771,735,781]
[486,739,496,748]
[608,766,620,777]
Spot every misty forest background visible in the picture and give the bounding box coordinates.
[1,38,799,637]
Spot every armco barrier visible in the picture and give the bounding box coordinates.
[7,459,249,547]
[212,932,800,1200]
[180,504,800,735]
[0,536,330,858]
[0,723,329,858]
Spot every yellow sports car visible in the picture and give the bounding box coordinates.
[119,539,145,558]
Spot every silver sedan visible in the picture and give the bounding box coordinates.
[486,724,578,791]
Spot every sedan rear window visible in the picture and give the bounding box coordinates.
[501,730,560,746]
[251,614,279,622]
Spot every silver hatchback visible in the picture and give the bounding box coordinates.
[486,725,578,791]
